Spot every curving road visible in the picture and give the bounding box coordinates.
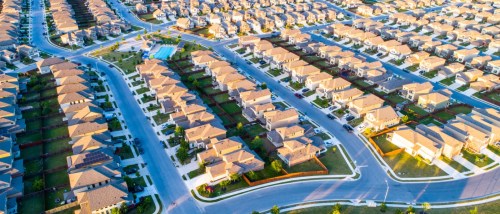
[26,0,500,213]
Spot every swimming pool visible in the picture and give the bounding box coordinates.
[153,46,176,60]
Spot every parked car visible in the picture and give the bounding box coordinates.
[294,93,304,99]
[327,114,336,120]
[376,53,383,57]
[343,124,354,133]
[302,88,310,93]
[108,64,114,68]
[346,116,355,121]
[164,130,174,135]
[259,60,266,65]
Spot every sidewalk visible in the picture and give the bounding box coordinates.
[453,155,485,174]
[432,159,466,179]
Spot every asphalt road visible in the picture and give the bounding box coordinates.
[26,0,500,213]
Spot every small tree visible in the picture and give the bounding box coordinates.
[236,122,243,132]
[469,207,478,214]
[198,161,206,173]
[332,203,342,213]
[271,160,283,173]
[119,203,128,214]
[393,208,402,214]
[176,147,189,163]
[251,211,259,214]
[380,202,387,212]
[229,173,241,182]
[270,205,280,214]
[407,205,415,214]
[33,177,44,191]
[249,136,263,150]
[193,79,199,88]
[422,202,431,213]
[247,170,258,180]
[219,180,230,189]
[401,115,409,123]
[364,128,372,136]
[111,208,120,214]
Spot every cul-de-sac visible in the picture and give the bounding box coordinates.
[0,0,499,213]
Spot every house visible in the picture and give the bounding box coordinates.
[434,44,458,59]
[378,40,401,54]
[277,139,321,167]
[417,90,451,112]
[238,36,261,49]
[57,91,93,109]
[466,56,491,69]
[487,60,500,75]
[365,106,400,131]
[438,63,465,78]
[176,18,193,29]
[389,45,412,60]
[347,94,385,118]
[377,78,412,94]
[185,123,227,148]
[67,121,108,139]
[455,69,483,85]
[281,29,301,40]
[267,125,308,147]
[291,65,320,83]
[66,148,115,173]
[239,89,272,109]
[76,183,130,214]
[36,57,65,74]
[253,41,274,58]
[405,51,430,65]
[203,143,264,182]
[419,56,446,72]
[16,45,39,59]
[283,60,309,74]
[415,125,463,159]
[0,50,17,64]
[315,77,351,99]
[305,72,333,91]
[68,164,120,194]
[242,102,275,122]
[389,125,443,162]
[470,74,500,92]
[442,120,490,154]
[332,88,364,107]
[71,134,111,154]
[400,82,433,101]
[453,48,479,63]
[192,54,218,68]
[263,109,299,131]
[216,72,246,91]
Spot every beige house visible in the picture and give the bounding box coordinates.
[470,74,500,92]
[263,109,299,131]
[438,63,465,78]
[243,103,276,122]
[405,51,430,65]
[332,88,364,107]
[283,60,309,74]
[305,72,333,91]
[176,18,193,29]
[415,125,463,159]
[400,82,433,101]
[453,48,479,63]
[417,92,450,112]
[347,94,385,117]
[389,125,443,162]
[316,77,351,99]
[365,106,400,131]
[277,140,321,167]
[185,124,227,147]
[239,89,272,109]
[419,56,446,72]
[291,65,321,83]
[455,69,483,85]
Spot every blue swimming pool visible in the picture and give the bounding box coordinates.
[154,46,176,60]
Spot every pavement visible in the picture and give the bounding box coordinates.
[24,0,500,213]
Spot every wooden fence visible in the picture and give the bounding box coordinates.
[242,157,328,186]
[44,202,79,214]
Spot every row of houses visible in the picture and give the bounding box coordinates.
[35,58,131,214]
[355,0,446,17]
[0,73,25,214]
[134,55,267,183]
[389,108,499,162]
[175,2,340,38]
[192,50,325,170]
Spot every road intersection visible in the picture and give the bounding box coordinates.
[26,0,500,213]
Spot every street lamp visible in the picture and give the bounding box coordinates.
[384,179,389,202]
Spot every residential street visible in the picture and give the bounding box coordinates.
[25,0,500,213]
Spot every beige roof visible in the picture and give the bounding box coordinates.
[366,106,399,124]
[293,65,320,76]
[53,69,84,78]
[69,166,118,189]
[392,125,440,153]
[208,60,231,70]
[56,83,88,95]
[319,77,351,90]
[239,89,271,102]
[191,50,213,58]
[402,82,433,93]
[350,94,384,108]
[185,124,226,142]
[57,92,90,105]
[264,109,299,123]
[306,72,332,83]
[418,92,449,104]
[193,54,217,64]
[72,135,107,154]
[62,102,97,114]
[50,62,78,72]
[58,75,86,85]
[277,140,320,164]
[276,125,304,139]
[333,88,363,100]
[283,60,309,70]
[68,122,108,138]
[77,184,128,213]
[36,57,65,68]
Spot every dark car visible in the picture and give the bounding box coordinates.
[259,61,266,65]
[376,53,383,57]
[294,93,304,99]
[125,167,138,174]
[108,64,114,68]
[302,88,310,93]
[133,138,141,145]
[164,130,174,135]
[346,116,355,121]
[343,124,354,133]
[327,114,336,120]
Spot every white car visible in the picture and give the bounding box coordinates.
[314,128,321,134]
[357,124,366,131]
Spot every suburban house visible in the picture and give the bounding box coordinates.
[277,139,321,167]
[419,56,446,72]
[377,78,412,94]
[389,125,443,162]
[315,77,351,99]
[291,65,321,83]
[453,48,479,63]
[185,123,227,148]
[332,88,364,107]
[238,89,272,109]
[417,90,451,112]
[267,125,309,148]
[438,63,465,78]
[75,183,130,214]
[434,44,458,59]
[201,139,265,182]
[405,51,430,65]
[283,60,309,74]
[400,82,433,101]
[347,94,385,117]
[305,72,333,91]
[36,57,66,74]
[263,109,300,131]
[470,74,500,92]
[415,125,463,159]
[243,103,276,122]
[176,18,193,29]
[365,106,400,131]
[455,69,484,85]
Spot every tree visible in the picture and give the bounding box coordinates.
[176,146,189,163]
[236,122,243,132]
[332,210,340,214]
[407,205,415,214]
[111,208,120,214]
[193,79,199,88]
[380,202,387,212]
[119,203,128,214]
[247,170,258,180]
[249,136,263,150]
[229,173,240,182]
[270,205,280,214]
[219,180,230,189]
[271,160,283,173]
[33,177,44,191]
[260,83,267,89]
[188,76,195,82]
[422,202,431,212]
[144,29,148,34]
[393,208,402,214]
[332,203,342,213]
[198,161,206,173]
[364,128,372,136]
[251,211,259,214]
[175,126,184,137]
[401,115,409,123]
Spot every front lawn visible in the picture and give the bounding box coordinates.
[488,145,500,156]
[348,117,364,127]
[456,84,470,91]
[188,167,204,179]
[153,112,170,125]
[313,97,330,108]
[439,76,455,86]
[406,64,419,72]
[319,146,353,175]
[422,70,438,78]
[214,94,230,103]
[303,90,315,97]
[267,69,283,77]
[407,104,428,116]
[289,81,305,90]
[386,94,406,104]
[118,144,135,159]
[383,152,448,178]
[440,157,469,173]
[461,149,494,168]
[136,87,150,95]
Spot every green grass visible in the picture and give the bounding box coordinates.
[128,195,156,214]
[44,152,71,169]
[284,200,500,214]
[19,195,44,214]
[348,117,364,127]
[372,134,400,153]
[188,167,204,179]
[488,145,500,156]
[316,132,331,140]
[456,84,470,91]
[214,94,230,103]
[45,170,69,188]
[133,176,148,187]
[486,93,500,103]
[45,186,69,209]
[244,124,267,138]
[303,90,315,97]
[449,106,472,114]
[21,145,43,160]
[313,97,330,108]
[136,87,150,95]
[354,79,370,87]
[289,81,305,90]
[220,102,242,114]
[153,112,170,125]
[434,111,455,121]
[440,157,469,173]
[383,152,448,178]
[461,149,494,168]
[406,64,419,72]
[439,76,456,85]
[246,165,284,181]
[420,117,443,127]
[407,104,428,116]
[17,132,43,144]
[286,159,324,173]
[386,94,406,104]
[197,179,249,198]
[119,144,136,159]
[319,146,352,175]
[267,69,283,77]
[43,126,69,139]
[422,70,438,78]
